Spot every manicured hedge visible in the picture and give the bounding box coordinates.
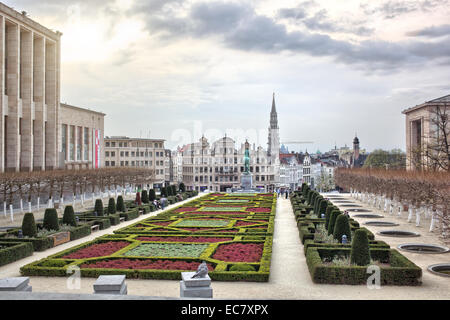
[0,236,54,252]
[306,247,422,286]
[0,241,34,267]
[69,225,92,241]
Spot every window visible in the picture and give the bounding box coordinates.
[105,151,110,157]
[125,151,129,157]
[69,125,75,160]
[120,151,124,157]
[121,161,124,166]
[84,127,89,160]
[131,152,135,157]
[77,126,82,160]
[119,142,122,147]
[111,161,115,167]
[111,142,116,147]
[61,124,67,160]
[105,161,110,166]
[111,151,115,157]
[106,142,110,147]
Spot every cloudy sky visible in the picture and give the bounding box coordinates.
[6,0,450,153]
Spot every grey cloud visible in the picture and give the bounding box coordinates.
[406,24,450,38]
[132,1,450,71]
[277,6,374,37]
[361,0,449,19]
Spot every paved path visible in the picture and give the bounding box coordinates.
[1,196,449,299]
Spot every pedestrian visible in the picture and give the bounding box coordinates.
[285,189,289,199]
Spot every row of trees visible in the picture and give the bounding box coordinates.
[0,168,155,208]
[334,168,449,241]
[362,149,406,169]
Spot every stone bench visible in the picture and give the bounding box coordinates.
[0,277,32,292]
[91,225,100,232]
[93,275,127,295]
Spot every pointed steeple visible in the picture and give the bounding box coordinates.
[270,92,279,129]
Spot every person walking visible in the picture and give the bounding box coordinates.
[285,189,289,199]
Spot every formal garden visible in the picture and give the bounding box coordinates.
[291,183,423,286]
[0,185,198,267]
[19,193,277,282]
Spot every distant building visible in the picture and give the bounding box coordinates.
[402,94,450,170]
[279,152,302,190]
[178,95,281,192]
[59,103,105,170]
[103,136,166,188]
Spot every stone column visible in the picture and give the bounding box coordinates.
[20,29,33,172]
[5,22,19,172]
[44,39,57,170]
[0,16,4,172]
[32,36,45,171]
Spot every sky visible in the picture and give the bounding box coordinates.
[6,0,450,153]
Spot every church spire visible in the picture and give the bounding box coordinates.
[270,92,278,129]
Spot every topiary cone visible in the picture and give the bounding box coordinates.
[350,229,371,266]
[63,205,77,227]
[327,210,341,235]
[22,212,37,237]
[94,199,104,216]
[141,190,149,203]
[116,195,125,212]
[108,198,116,214]
[43,208,60,231]
[333,214,352,242]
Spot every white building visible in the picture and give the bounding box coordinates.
[179,95,281,192]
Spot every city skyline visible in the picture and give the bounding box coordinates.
[6,0,450,153]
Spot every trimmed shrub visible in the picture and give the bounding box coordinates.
[0,241,34,267]
[63,206,77,227]
[149,189,156,202]
[179,182,186,192]
[108,198,116,214]
[171,185,177,195]
[325,205,336,229]
[116,195,125,212]
[327,210,341,235]
[229,264,256,272]
[142,190,149,203]
[161,187,167,197]
[43,208,59,231]
[22,212,37,237]
[69,225,91,241]
[318,200,328,217]
[351,229,371,266]
[94,199,104,216]
[333,214,352,243]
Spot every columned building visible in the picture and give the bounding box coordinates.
[402,94,450,170]
[0,4,61,172]
[59,103,105,170]
[0,3,105,172]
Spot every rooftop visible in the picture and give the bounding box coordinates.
[402,94,450,114]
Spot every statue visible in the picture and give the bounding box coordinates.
[244,140,250,174]
[191,261,209,278]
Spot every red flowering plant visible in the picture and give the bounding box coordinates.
[81,259,215,271]
[212,242,264,262]
[62,241,130,259]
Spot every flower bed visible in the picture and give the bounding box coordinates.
[136,236,233,243]
[62,241,130,259]
[124,243,209,257]
[212,242,264,262]
[81,258,215,271]
[246,207,271,213]
[21,193,276,282]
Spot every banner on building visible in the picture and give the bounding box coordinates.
[93,129,101,168]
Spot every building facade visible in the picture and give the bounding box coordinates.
[59,103,105,170]
[402,94,450,171]
[179,95,281,192]
[0,3,61,172]
[279,153,302,190]
[103,136,166,188]
[0,3,106,172]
